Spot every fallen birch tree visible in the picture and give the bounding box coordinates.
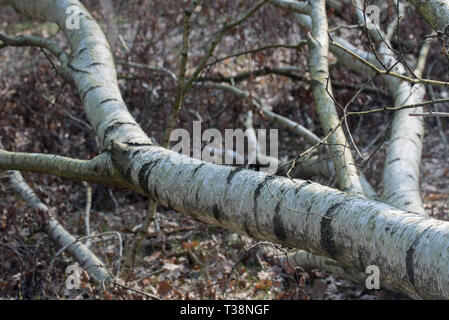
[1,0,449,299]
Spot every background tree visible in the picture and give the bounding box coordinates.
[1,0,449,300]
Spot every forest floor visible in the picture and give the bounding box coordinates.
[1,1,448,300]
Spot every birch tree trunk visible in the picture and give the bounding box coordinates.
[308,0,364,196]
[408,0,449,32]
[2,0,449,300]
[349,0,427,215]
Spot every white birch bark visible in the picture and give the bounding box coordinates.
[269,0,311,14]
[308,0,364,195]
[3,0,449,299]
[5,0,152,149]
[287,1,426,287]
[110,141,449,299]
[352,0,427,215]
[408,0,449,33]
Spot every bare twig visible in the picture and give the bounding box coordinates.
[82,182,93,248]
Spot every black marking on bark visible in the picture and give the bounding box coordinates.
[295,180,312,195]
[74,42,109,57]
[103,122,137,141]
[138,160,160,194]
[403,201,411,206]
[131,149,142,158]
[138,162,152,194]
[253,175,276,231]
[68,62,90,74]
[192,163,206,177]
[96,98,119,108]
[48,224,58,235]
[406,226,432,288]
[124,142,154,147]
[320,201,347,258]
[195,184,202,204]
[226,167,244,185]
[273,202,287,241]
[254,175,276,200]
[388,158,401,165]
[95,120,103,133]
[222,167,246,214]
[82,85,101,101]
[192,164,207,204]
[88,62,104,68]
[213,204,222,222]
[77,47,87,56]
[385,191,398,200]
[306,203,314,214]
[103,118,129,129]
[389,224,400,236]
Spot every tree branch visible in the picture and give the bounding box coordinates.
[7,169,112,283]
[0,149,131,190]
